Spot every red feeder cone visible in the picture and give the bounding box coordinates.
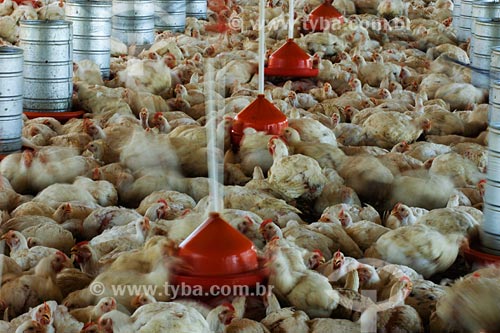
[304,0,344,32]
[264,39,318,77]
[230,94,288,148]
[171,212,269,292]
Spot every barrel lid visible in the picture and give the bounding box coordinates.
[474,0,500,5]
[0,46,23,55]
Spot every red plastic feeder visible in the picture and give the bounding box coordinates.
[171,212,269,292]
[23,110,85,122]
[264,39,318,77]
[304,1,344,32]
[463,236,500,267]
[230,94,288,148]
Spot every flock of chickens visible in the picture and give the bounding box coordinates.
[0,0,499,331]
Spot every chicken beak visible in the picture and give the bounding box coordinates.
[333,258,342,269]
[319,257,326,265]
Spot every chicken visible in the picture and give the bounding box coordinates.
[430,268,500,332]
[365,224,468,278]
[345,221,391,251]
[361,111,431,149]
[320,203,382,225]
[265,239,341,318]
[131,301,211,332]
[267,136,328,202]
[434,83,488,111]
[0,251,71,318]
[384,202,428,229]
[20,222,75,254]
[69,297,117,323]
[81,206,142,240]
[427,152,485,187]
[377,0,407,19]
[405,279,446,329]
[415,207,480,240]
[2,230,59,271]
[260,290,310,333]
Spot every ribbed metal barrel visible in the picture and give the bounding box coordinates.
[458,0,473,42]
[155,0,186,32]
[112,0,155,46]
[19,20,73,113]
[65,0,112,79]
[470,18,500,88]
[185,0,206,19]
[472,0,500,19]
[480,202,500,255]
[491,47,500,85]
[0,47,23,155]
[453,0,461,31]
[489,81,500,125]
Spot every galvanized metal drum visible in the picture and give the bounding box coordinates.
[112,0,155,46]
[452,0,461,30]
[471,18,500,85]
[185,0,206,19]
[19,20,73,113]
[65,0,112,79]
[472,0,500,19]
[458,0,473,42]
[155,0,186,32]
[489,81,500,126]
[0,47,23,155]
[480,202,500,254]
[490,46,500,83]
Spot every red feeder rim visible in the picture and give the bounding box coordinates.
[24,110,85,122]
[230,94,288,148]
[303,1,344,32]
[171,212,269,290]
[463,242,500,267]
[264,39,319,77]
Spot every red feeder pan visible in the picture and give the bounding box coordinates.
[230,94,288,148]
[464,240,500,267]
[171,212,269,291]
[264,39,319,77]
[304,1,344,32]
[24,110,85,122]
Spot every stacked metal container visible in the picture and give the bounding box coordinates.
[185,0,206,19]
[469,1,500,88]
[155,0,186,32]
[0,47,23,156]
[457,0,473,42]
[65,0,113,79]
[452,0,461,36]
[19,20,73,113]
[112,0,155,46]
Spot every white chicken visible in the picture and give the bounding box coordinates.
[365,224,468,278]
[2,230,58,271]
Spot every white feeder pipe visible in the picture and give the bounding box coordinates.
[288,0,294,39]
[259,0,265,94]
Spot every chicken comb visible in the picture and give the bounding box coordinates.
[478,179,487,185]
[153,112,163,120]
[333,249,343,257]
[312,249,323,256]
[221,302,235,311]
[75,240,90,247]
[472,272,481,278]
[259,219,274,230]
[399,275,411,283]
[243,216,255,224]
[156,198,169,207]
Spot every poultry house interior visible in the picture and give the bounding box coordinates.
[0,0,500,331]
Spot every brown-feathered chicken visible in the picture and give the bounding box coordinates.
[261,290,310,333]
[434,83,488,111]
[70,297,117,323]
